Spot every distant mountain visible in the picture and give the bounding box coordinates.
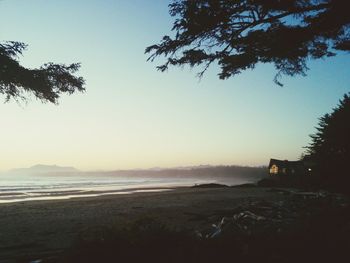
[10,164,79,175]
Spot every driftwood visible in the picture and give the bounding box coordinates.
[197,190,347,239]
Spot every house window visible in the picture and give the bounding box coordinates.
[270,165,278,174]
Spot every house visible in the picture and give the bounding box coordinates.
[268,159,307,176]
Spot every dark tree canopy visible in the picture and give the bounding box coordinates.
[304,93,350,192]
[146,0,350,84]
[0,41,85,104]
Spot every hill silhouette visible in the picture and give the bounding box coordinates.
[10,164,79,175]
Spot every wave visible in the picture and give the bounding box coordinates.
[0,175,214,203]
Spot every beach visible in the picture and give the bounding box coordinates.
[0,186,348,263]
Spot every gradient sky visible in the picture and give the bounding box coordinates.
[0,0,349,171]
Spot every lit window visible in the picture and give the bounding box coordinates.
[270,165,278,174]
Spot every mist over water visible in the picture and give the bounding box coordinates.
[0,165,264,203]
[0,173,217,203]
[0,175,186,203]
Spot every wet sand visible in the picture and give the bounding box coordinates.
[0,186,285,262]
[0,187,173,203]
[0,186,347,262]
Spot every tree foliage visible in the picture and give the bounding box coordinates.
[305,93,350,191]
[146,0,350,84]
[0,41,85,104]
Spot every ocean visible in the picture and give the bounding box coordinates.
[0,173,217,203]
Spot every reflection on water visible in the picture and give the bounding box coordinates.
[0,174,211,203]
[0,189,172,203]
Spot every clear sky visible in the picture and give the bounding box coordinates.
[0,0,349,171]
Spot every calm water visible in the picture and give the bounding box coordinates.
[0,174,215,203]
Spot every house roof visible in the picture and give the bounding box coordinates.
[268,158,304,169]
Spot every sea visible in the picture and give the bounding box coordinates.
[0,173,222,203]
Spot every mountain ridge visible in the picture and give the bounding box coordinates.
[10,164,79,174]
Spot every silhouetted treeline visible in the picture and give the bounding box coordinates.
[304,93,350,193]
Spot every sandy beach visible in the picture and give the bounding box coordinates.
[0,186,348,263]
[0,186,279,261]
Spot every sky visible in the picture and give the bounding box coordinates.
[0,0,349,171]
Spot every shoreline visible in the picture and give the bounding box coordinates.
[0,182,240,204]
[0,186,176,204]
[0,180,236,204]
